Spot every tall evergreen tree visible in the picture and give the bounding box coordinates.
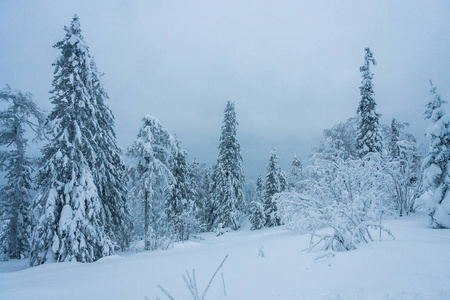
[30,15,113,265]
[127,116,175,250]
[356,47,383,158]
[188,159,210,227]
[166,140,189,221]
[249,175,265,230]
[210,101,245,230]
[288,155,303,192]
[419,82,450,228]
[256,175,265,203]
[264,149,287,226]
[0,86,45,260]
[389,118,400,159]
[166,139,199,241]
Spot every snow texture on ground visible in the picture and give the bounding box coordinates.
[1,214,449,299]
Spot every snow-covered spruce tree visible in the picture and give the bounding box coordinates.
[127,116,175,250]
[356,47,383,158]
[389,118,400,159]
[288,155,303,192]
[166,139,200,241]
[210,101,245,231]
[256,175,265,204]
[188,159,211,229]
[264,149,287,227]
[249,175,265,230]
[89,59,132,250]
[30,15,114,265]
[187,159,200,214]
[0,86,45,260]
[202,167,213,224]
[417,82,450,228]
[243,180,256,215]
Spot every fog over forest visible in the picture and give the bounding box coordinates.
[1,1,449,181]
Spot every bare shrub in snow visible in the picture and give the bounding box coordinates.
[277,141,395,252]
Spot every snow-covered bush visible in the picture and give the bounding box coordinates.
[277,139,394,252]
[213,223,233,236]
[384,138,422,216]
[169,207,203,242]
[249,200,265,230]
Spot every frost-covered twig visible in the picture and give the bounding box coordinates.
[157,255,229,300]
[314,252,335,262]
[202,254,228,299]
[221,272,227,296]
[157,285,174,300]
[372,224,395,240]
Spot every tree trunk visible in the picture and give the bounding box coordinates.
[144,191,149,250]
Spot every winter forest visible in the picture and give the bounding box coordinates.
[1,3,450,300]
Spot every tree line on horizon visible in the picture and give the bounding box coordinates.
[1,15,449,265]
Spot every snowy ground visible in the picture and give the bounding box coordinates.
[1,214,449,300]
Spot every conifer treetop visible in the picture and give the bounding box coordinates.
[356,47,383,157]
[425,80,447,122]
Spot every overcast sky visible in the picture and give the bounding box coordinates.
[1,0,450,180]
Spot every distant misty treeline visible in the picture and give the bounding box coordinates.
[1,15,449,265]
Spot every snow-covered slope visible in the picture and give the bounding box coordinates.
[1,214,449,299]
